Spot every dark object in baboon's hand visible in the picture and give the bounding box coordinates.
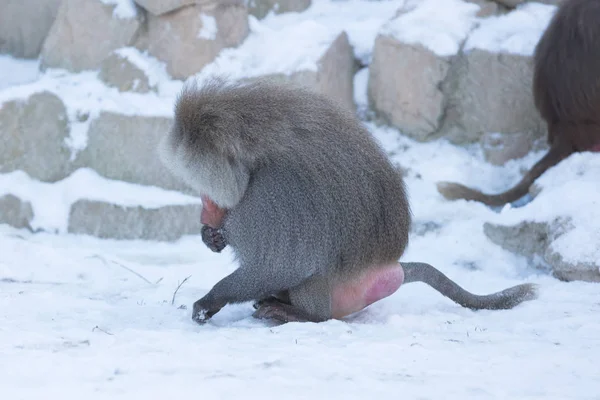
[201,225,227,253]
[158,78,538,325]
[437,0,600,207]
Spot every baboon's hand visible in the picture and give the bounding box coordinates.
[201,225,227,253]
[192,298,222,325]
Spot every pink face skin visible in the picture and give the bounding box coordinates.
[200,196,227,228]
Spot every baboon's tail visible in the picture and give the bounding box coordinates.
[401,262,538,310]
[436,143,571,207]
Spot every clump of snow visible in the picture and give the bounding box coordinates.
[380,0,480,57]
[0,168,201,233]
[197,14,218,40]
[99,0,138,19]
[464,2,557,55]
[0,56,40,91]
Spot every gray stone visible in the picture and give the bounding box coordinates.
[369,35,450,141]
[484,220,552,265]
[0,92,72,182]
[545,247,600,283]
[247,0,312,19]
[68,200,203,241]
[99,51,153,93]
[145,3,249,79]
[0,195,34,230]
[253,32,354,111]
[41,0,143,72]
[481,131,540,165]
[484,218,600,283]
[0,0,62,58]
[72,112,190,193]
[439,49,546,145]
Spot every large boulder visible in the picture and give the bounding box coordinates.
[0,92,72,182]
[438,2,555,145]
[0,195,33,230]
[68,200,203,241]
[0,0,62,58]
[256,32,355,112]
[368,1,556,145]
[368,0,480,141]
[145,2,249,79]
[369,36,452,141]
[72,112,191,193]
[247,0,312,20]
[439,50,546,145]
[41,0,143,72]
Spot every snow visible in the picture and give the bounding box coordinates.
[464,2,557,55]
[1,0,600,398]
[380,0,480,57]
[198,13,218,40]
[0,55,40,91]
[0,168,201,234]
[98,0,138,19]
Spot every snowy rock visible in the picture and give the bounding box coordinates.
[0,195,33,230]
[0,92,72,182]
[481,131,543,165]
[545,247,600,283]
[99,51,153,93]
[437,3,555,144]
[145,3,249,79]
[72,113,191,193]
[68,200,203,241]
[133,0,196,15]
[439,50,545,145]
[368,37,452,141]
[484,220,553,267]
[247,0,312,19]
[254,31,355,111]
[484,218,600,283]
[40,0,143,72]
[368,0,479,141]
[0,0,62,58]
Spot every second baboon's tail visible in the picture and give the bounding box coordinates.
[435,142,571,207]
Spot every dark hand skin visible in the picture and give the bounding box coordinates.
[201,225,227,253]
[200,195,229,253]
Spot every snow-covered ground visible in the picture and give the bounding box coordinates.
[1,0,599,398]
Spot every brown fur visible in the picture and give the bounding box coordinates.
[437,0,600,207]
